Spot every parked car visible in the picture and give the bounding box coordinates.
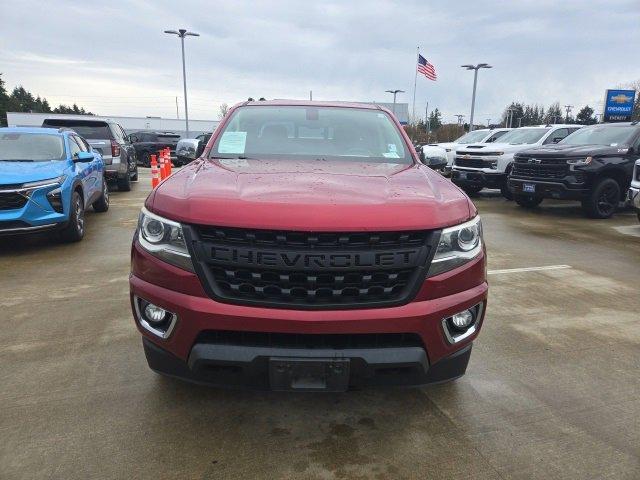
[509,122,640,218]
[418,144,448,172]
[629,159,640,222]
[175,133,212,166]
[451,124,582,198]
[130,100,488,391]
[0,127,109,241]
[430,128,511,170]
[129,131,181,167]
[41,118,138,191]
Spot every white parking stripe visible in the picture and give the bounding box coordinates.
[488,265,572,275]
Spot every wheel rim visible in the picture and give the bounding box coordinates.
[75,197,84,234]
[597,184,618,216]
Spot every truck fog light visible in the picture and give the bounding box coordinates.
[451,310,474,330]
[144,303,168,324]
[134,296,177,339]
[442,303,483,344]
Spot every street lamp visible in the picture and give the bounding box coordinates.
[164,28,200,137]
[461,63,492,132]
[385,89,404,116]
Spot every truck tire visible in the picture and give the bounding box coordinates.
[131,164,139,181]
[92,179,109,213]
[60,191,85,242]
[582,178,620,219]
[514,194,543,208]
[500,183,513,201]
[117,173,132,191]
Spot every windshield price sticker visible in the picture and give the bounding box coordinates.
[218,131,247,154]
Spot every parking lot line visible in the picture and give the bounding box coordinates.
[488,264,572,275]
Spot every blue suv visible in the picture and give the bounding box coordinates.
[0,127,109,242]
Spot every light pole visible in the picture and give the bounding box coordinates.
[461,63,492,132]
[564,104,573,123]
[385,89,404,116]
[164,28,200,137]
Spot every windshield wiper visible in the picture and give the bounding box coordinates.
[0,159,35,162]
[210,155,255,160]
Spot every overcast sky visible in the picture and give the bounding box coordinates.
[1,0,639,124]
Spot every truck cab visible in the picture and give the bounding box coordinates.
[451,125,581,198]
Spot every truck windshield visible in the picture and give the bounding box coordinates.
[456,130,489,144]
[0,133,65,161]
[209,106,411,164]
[497,128,549,145]
[559,125,638,146]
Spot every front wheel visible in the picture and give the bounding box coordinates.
[514,194,543,208]
[582,178,620,219]
[117,173,132,191]
[60,191,85,242]
[500,182,513,201]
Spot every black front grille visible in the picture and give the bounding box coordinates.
[0,220,30,230]
[455,157,492,168]
[0,191,28,211]
[187,226,438,309]
[512,157,569,180]
[195,330,424,349]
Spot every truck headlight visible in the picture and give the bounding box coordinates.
[22,175,67,190]
[137,207,194,271]
[428,216,483,277]
[567,156,592,166]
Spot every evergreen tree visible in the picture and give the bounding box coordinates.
[428,108,442,130]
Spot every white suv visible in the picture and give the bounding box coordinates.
[451,124,582,198]
[430,128,511,171]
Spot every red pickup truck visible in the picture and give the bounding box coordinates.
[129,100,488,391]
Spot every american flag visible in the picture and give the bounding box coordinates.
[417,54,437,81]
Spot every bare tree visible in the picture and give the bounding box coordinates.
[218,103,229,119]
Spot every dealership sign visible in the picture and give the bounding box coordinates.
[603,89,636,122]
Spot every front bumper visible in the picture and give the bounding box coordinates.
[129,243,488,390]
[509,177,589,200]
[628,186,640,212]
[451,169,505,189]
[142,336,473,390]
[0,186,68,235]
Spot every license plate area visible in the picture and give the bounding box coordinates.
[269,357,350,392]
[523,183,536,193]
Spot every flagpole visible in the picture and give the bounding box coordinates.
[412,46,419,124]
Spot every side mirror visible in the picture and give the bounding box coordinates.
[74,151,94,163]
[129,135,138,143]
[425,157,448,171]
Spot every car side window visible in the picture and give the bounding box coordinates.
[544,128,568,144]
[487,131,507,143]
[68,136,83,158]
[72,135,89,152]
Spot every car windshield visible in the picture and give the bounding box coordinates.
[209,106,411,164]
[0,133,65,161]
[497,128,549,145]
[456,130,489,144]
[559,125,638,146]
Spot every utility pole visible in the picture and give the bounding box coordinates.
[309,90,313,101]
[487,118,491,127]
[175,96,179,119]
[461,63,492,131]
[518,117,522,127]
[564,105,573,123]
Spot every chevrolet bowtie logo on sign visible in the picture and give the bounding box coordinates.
[604,89,636,122]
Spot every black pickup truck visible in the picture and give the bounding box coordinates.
[508,122,640,218]
[129,131,181,167]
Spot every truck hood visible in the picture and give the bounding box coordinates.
[515,144,631,157]
[456,142,530,154]
[150,158,472,231]
[0,160,68,185]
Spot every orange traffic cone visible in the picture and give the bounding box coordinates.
[159,151,166,180]
[151,155,159,188]
[166,148,172,176]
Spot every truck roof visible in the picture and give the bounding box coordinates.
[0,126,67,135]
[241,99,385,111]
